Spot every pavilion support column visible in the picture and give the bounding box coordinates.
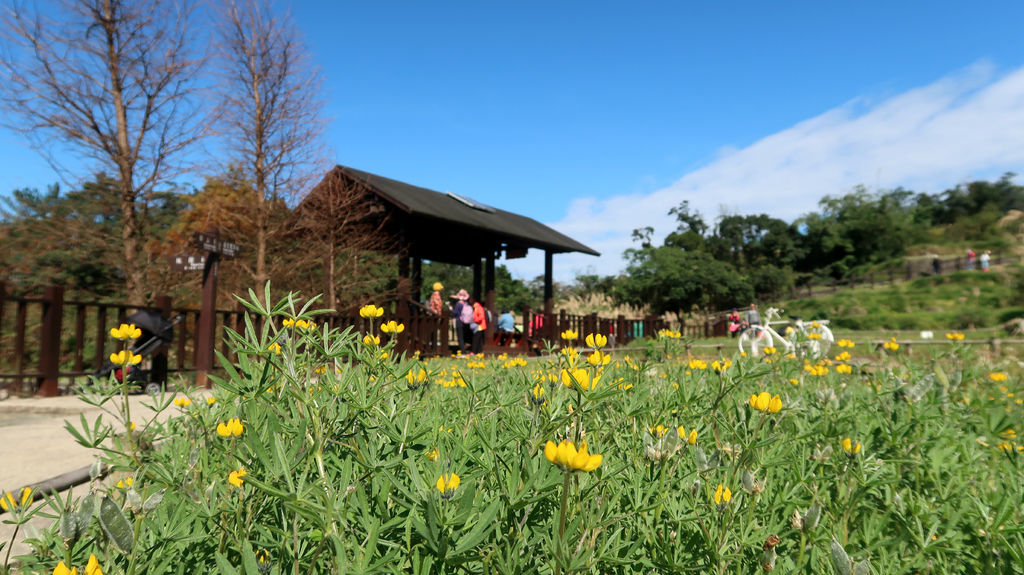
[485,252,496,345]
[544,250,554,341]
[472,259,482,303]
[411,257,423,304]
[396,247,412,353]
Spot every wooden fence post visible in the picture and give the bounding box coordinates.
[37,285,64,397]
[153,296,172,388]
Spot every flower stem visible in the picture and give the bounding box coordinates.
[554,471,571,575]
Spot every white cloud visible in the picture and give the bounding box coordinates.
[512,62,1024,281]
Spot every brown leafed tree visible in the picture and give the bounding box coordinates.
[214,0,327,289]
[0,0,206,304]
[290,170,399,310]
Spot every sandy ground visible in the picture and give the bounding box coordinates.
[0,390,202,567]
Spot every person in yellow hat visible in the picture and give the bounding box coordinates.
[429,282,444,315]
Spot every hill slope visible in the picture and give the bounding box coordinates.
[780,269,1023,330]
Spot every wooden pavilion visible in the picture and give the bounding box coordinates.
[297,165,600,355]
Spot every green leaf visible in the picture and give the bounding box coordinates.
[98,495,134,553]
[453,498,500,555]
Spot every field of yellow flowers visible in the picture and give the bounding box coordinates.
[3,288,1023,574]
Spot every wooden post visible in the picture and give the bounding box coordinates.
[37,285,64,397]
[544,250,554,342]
[411,257,423,304]
[485,253,496,346]
[617,314,627,345]
[397,252,411,352]
[472,259,483,303]
[195,251,220,389]
[152,296,172,388]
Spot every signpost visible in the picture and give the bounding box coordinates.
[188,230,240,388]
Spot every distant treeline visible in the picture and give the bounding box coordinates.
[604,174,1024,315]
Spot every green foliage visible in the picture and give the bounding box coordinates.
[5,289,1024,574]
[617,248,753,314]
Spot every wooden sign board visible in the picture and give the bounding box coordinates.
[192,232,241,258]
[168,254,206,272]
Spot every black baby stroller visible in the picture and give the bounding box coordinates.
[94,310,183,395]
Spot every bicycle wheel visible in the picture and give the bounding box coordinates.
[738,328,772,357]
[804,324,834,359]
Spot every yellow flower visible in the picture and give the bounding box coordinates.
[748,392,782,413]
[945,332,965,341]
[883,337,899,351]
[713,484,732,505]
[216,417,244,437]
[359,304,384,319]
[805,364,828,377]
[109,350,142,366]
[426,448,440,461]
[116,477,133,489]
[255,550,271,573]
[362,334,381,346]
[688,359,707,370]
[381,320,405,334]
[267,342,282,354]
[406,368,428,389]
[52,561,78,575]
[561,329,578,341]
[837,339,855,348]
[842,438,861,456]
[129,421,136,431]
[228,467,247,488]
[207,396,217,405]
[649,424,667,438]
[0,487,32,511]
[834,351,851,362]
[282,318,295,327]
[836,364,852,374]
[85,554,103,575]
[544,439,603,472]
[807,332,822,340]
[436,472,461,499]
[530,383,546,405]
[789,378,799,386]
[587,350,611,367]
[109,323,141,341]
[585,333,608,349]
[989,372,1008,382]
[711,359,732,373]
[560,367,601,391]
[763,346,776,355]
[173,396,191,407]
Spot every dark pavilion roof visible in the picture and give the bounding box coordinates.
[310,165,599,266]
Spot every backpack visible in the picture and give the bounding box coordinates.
[459,303,474,324]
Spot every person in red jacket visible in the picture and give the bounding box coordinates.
[471,298,488,355]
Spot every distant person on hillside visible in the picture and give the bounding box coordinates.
[980,250,991,272]
[966,248,976,271]
[932,256,941,275]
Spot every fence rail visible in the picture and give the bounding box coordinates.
[0,282,679,395]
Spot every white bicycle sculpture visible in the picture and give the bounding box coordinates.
[737,307,835,359]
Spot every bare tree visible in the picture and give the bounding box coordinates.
[0,0,206,304]
[290,168,398,309]
[214,0,327,288]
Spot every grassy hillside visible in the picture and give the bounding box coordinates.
[780,268,1024,330]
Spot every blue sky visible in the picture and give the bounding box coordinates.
[4,1,1024,280]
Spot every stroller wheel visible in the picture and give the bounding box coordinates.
[143,382,163,396]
